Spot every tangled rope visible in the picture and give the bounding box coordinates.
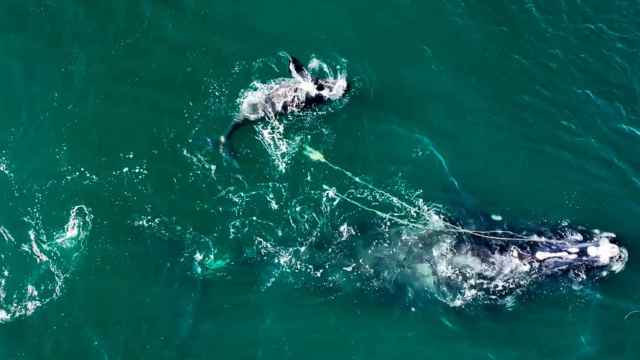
[304,145,569,245]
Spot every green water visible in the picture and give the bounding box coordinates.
[1,0,639,358]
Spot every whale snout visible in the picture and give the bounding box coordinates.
[578,233,628,273]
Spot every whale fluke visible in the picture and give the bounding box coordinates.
[289,56,312,82]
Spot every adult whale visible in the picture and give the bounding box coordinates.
[219,56,348,152]
[360,220,628,306]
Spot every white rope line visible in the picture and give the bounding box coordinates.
[305,145,568,245]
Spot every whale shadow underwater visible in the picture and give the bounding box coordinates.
[218,56,349,163]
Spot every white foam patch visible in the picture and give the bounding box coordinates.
[0,205,92,324]
[0,158,11,177]
[255,118,302,173]
[338,223,356,241]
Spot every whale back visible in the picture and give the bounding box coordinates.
[358,224,628,306]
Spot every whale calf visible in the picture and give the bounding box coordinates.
[219,56,348,153]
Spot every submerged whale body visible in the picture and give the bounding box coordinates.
[219,56,348,153]
[361,222,628,306]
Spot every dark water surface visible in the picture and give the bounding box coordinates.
[1,1,639,359]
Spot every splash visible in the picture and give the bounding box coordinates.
[0,156,12,178]
[255,116,302,173]
[54,206,92,248]
[0,205,92,324]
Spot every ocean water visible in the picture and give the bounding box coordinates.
[1,0,639,359]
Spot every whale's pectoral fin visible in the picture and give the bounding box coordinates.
[289,56,312,82]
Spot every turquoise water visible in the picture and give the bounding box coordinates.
[1,0,639,358]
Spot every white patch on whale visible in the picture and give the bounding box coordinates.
[586,237,621,266]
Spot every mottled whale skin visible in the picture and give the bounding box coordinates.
[219,56,348,150]
[362,222,628,306]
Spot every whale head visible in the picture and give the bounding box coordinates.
[359,224,628,307]
[532,231,628,277]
